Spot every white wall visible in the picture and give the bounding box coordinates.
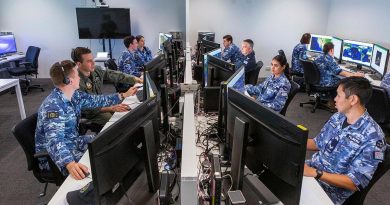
[189,0,331,76]
[0,0,185,78]
[326,0,390,72]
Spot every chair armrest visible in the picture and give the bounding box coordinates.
[33,151,50,159]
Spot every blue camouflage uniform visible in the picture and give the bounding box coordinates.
[35,88,121,175]
[137,46,153,64]
[118,49,144,77]
[222,43,244,69]
[314,53,342,87]
[380,72,390,96]
[236,51,256,73]
[291,43,308,74]
[245,73,291,112]
[307,111,386,205]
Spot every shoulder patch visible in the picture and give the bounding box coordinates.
[47,111,59,119]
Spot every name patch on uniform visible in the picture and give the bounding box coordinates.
[374,151,384,160]
[346,134,361,145]
[46,111,59,119]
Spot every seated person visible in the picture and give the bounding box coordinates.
[136,35,153,64]
[245,54,291,112]
[314,42,364,87]
[304,77,386,205]
[291,33,311,75]
[236,39,256,74]
[380,72,390,96]
[118,35,144,77]
[221,34,243,69]
[71,47,142,127]
[35,60,138,180]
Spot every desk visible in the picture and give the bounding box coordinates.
[339,65,381,86]
[48,96,140,205]
[0,54,25,78]
[0,79,26,119]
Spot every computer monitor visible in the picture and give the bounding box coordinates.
[308,34,332,53]
[370,44,389,78]
[226,87,308,205]
[332,37,343,61]
[198,32,215,42]
[342,39,373,69]
[144,72,158,100]
[203,48,222,87]
[144,54,170,133]
[88,96,160,205]
[159,33,173,51]
[207,55,235,87]
[0,34,17,56]
[197,39,220,65]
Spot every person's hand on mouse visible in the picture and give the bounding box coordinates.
[66,161,89,180]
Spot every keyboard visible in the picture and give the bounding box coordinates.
[136,90,144,101]
[368,74,381,81]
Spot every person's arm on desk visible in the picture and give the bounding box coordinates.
[304,164,357,191]
[339,70,365,78]
[66,161,89,180]
[99,86,138,112]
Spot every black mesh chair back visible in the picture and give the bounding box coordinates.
[343,144,390,205]
[246,61,263,85]
[105,58,118,71]
[25,46,40,70]
[280,80,300,116]
[366,86,390,124]
[301,59,321,87]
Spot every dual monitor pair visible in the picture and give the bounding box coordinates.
[207,65,309,205]
[308,34,389,79]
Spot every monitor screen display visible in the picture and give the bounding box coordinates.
[308,34,332,53]
[227,66,245,94]
[198,32,215,42]
[204,48,222,87]
[370,44,389,76]
[158,33,172,50]
[342,40,373,67]
[332,37,343,60]
[76,8,131,39]
[0,34,17,55]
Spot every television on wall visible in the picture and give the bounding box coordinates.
[76,8,131,39]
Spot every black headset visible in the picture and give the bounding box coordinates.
[58,61,70,85]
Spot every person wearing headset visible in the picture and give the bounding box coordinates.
[72,47,142,129]
[35,60,138,180]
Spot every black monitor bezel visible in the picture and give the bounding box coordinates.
[370,44,389,78]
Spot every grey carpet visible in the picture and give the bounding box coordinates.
[0,79,389,204]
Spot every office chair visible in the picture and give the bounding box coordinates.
[104,58,130,92]
[366,86,390,135]
[343,144,390,205]
[12,113,65,197]
[246,61,263,85]
[7,46,44,95]
[299,59,336,113]
[280,80,300,116]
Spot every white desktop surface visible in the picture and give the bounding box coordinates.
[0,79,26,119]
[0,53,25,64]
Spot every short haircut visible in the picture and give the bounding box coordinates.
[300,33,311,44]
[272,54,288,67]
[338,76,372,106]
[50,60,76,86]
[71,47,91,63]
[136,35,144,42]
[323,42,334,54]
[243,39,254,49]
[123,35,136,48]
[223,35,233,43]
